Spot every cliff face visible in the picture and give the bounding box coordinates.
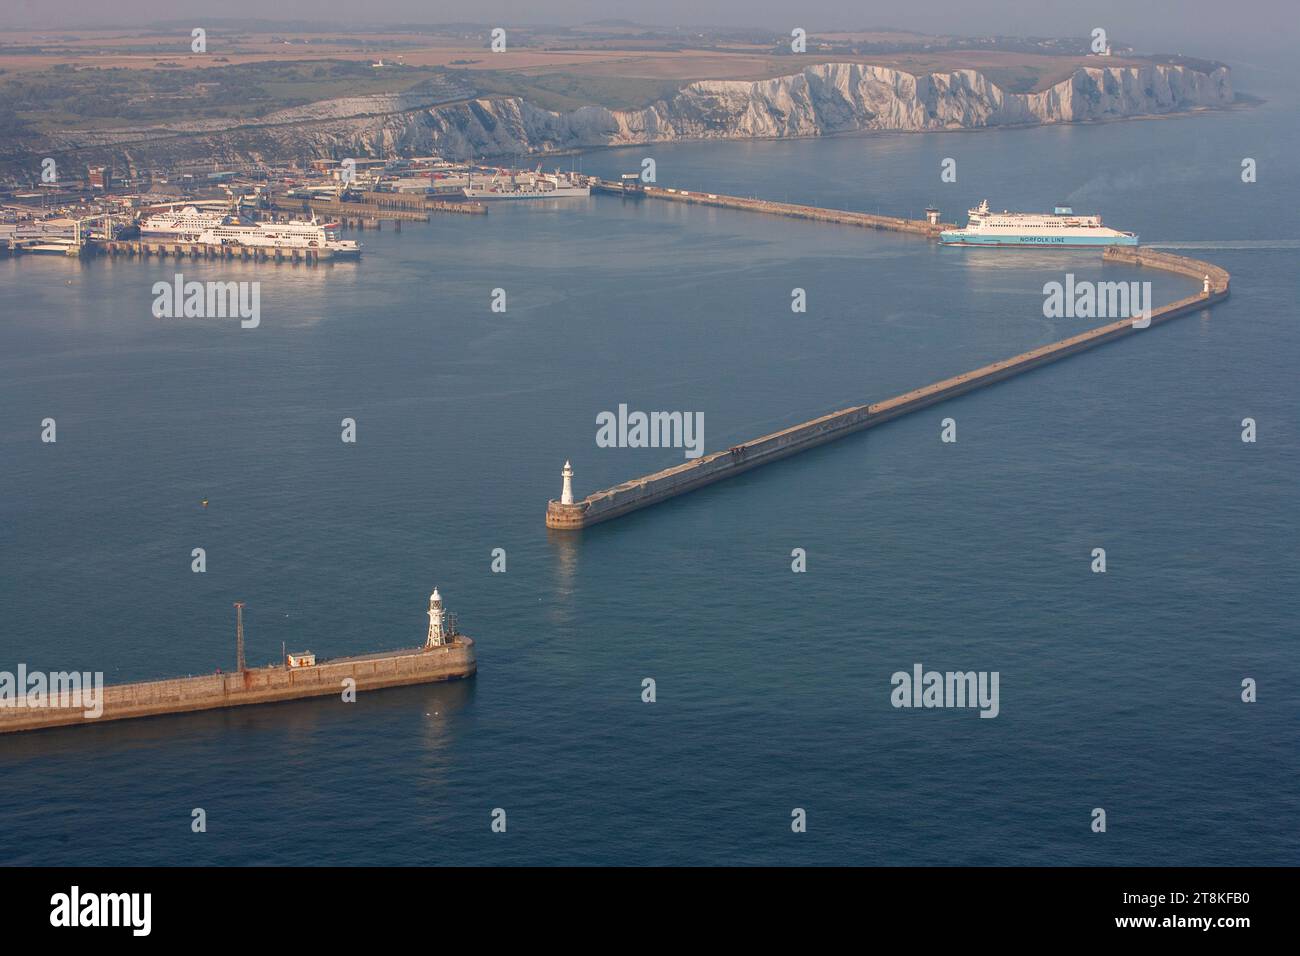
[418,63,1233,157]
[35,62,1233,169]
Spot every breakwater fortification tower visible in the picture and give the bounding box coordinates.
[0,589,476,734]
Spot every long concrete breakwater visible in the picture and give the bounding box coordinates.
[0,639,476,734]
[546,246,1229,530]
[592,179,952,237]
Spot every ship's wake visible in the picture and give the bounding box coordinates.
[1144,240,1300,250]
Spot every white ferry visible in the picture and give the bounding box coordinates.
[138,205,228,240]
[463,167,590,200]
[940,200,1138,247]
[193,218,361,258]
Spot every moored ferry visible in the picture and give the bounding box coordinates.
[194,219,361,257]
[140,206,359,256]
[940,200,1138,247]
[138,205,228,240]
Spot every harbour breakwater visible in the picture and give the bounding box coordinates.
[546,244,1229,529]
[0,639,476,734]
[595,179,951,236]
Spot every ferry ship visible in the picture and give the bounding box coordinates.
[463,167,590,200]
[193,218,361,258]
[940,201,1138,247]
[138,205,228,240]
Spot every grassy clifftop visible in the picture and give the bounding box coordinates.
[0,24,1230,144]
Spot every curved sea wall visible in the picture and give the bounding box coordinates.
[547,244,1229,530]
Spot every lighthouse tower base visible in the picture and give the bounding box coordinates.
[546,500,587,529]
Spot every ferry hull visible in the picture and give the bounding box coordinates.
[940,232,1139,247]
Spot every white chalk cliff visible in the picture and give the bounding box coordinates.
[410,62,1234,158]
[37,62,1234,167]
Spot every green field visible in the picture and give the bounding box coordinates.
[462,70,685,112]
[0,61,454,135]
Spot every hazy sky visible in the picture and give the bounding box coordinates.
[3,0,1296,61]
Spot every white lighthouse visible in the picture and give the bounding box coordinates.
[426,587,446,648]
[560,460,574,505]
[1203,274,1211,294]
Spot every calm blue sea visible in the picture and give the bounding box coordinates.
[1,62,1297,866]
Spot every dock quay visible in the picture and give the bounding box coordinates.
[546,246,1229,530]
[94,239,340,262]
[269,197,429,224]
[268,195,487,225]
[591,179,952,237]
[0,590,475,734]
[356,191,488,215]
